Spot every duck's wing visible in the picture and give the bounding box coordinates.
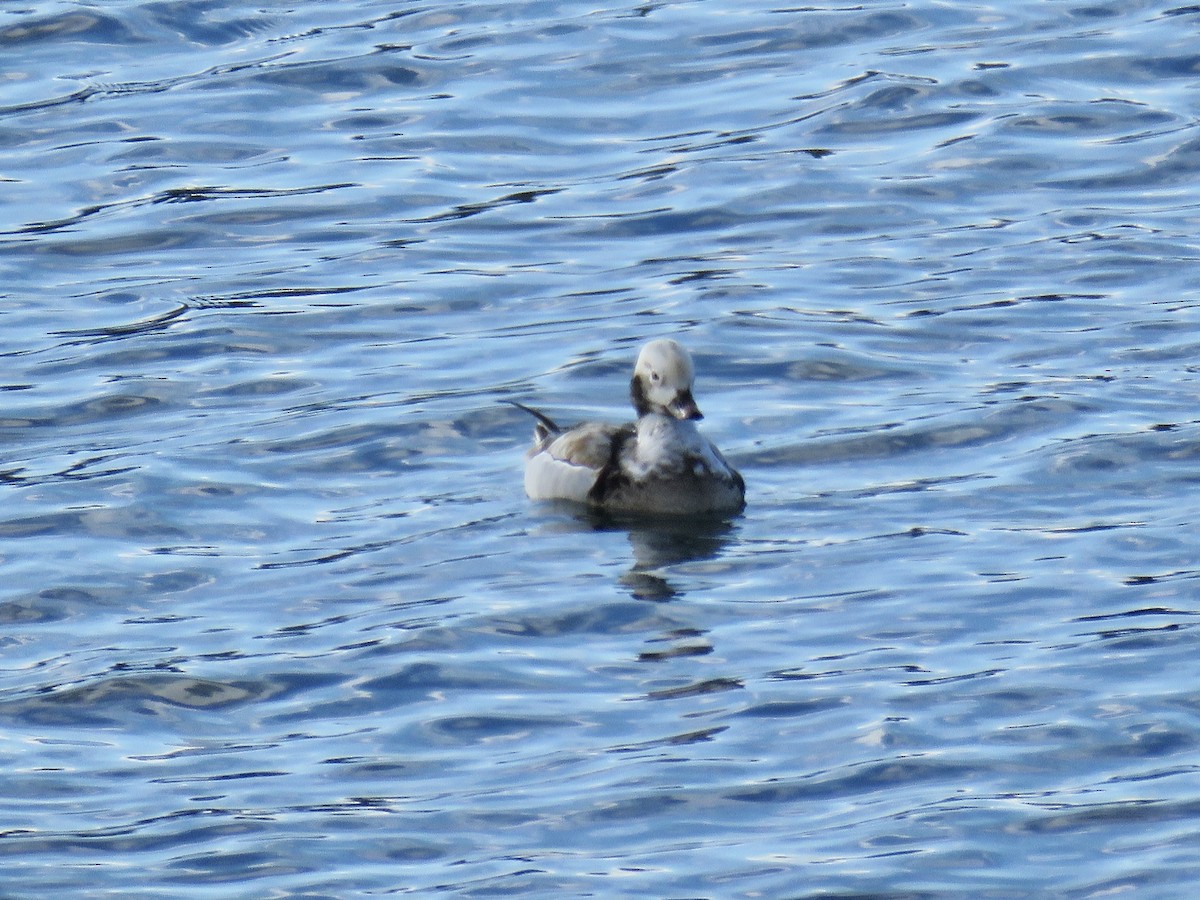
[524,421,633,503]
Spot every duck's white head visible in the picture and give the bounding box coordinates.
[630,338,702,420]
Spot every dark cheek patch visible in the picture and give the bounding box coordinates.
[629,375,652,417]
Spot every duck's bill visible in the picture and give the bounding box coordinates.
[669,391,703,420]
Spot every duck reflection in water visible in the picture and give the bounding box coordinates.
[536,502,738,601]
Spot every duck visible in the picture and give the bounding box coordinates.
[512,339,745,516]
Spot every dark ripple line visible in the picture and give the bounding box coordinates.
[1017,796,1200,835]
[903,668,1004,687]
[49,304,189,338]
[265,7,429,47]
[1075,606,1199,622]
[151,770,288,784]
[1124,570,1200,586]
[644,677,743,701]
[405,188,562,224]
[728,755,983,804]
[255,513,519,570]
[42,299,254,347]
[44,286,367,347]
[0,51,294,120]
[0,454,138,486]
[9,182,357,237]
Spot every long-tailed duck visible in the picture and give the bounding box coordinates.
[513,339,745,516]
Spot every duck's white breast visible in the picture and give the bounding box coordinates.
[625,416,731,478]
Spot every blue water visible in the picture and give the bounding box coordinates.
[4,0,1200,895]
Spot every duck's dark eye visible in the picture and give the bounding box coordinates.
[650,372,661,384]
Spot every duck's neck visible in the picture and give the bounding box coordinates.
[635,412,699,452]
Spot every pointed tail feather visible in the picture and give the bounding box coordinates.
[505,400,561,442]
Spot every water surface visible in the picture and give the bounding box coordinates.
[3,0,1200,896]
